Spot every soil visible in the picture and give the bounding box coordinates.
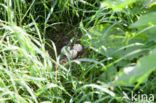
[45,24,81,57]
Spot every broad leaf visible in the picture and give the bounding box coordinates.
[130,12,156,28]
[81,24,146,60]
[130,12,156,42]
[113,49,156,86]
[101,0,138,11]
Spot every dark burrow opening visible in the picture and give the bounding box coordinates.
[45,24,82,57]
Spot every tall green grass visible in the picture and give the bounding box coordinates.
[0,0,156,103]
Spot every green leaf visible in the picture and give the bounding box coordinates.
[81,24,125,56]
[130,12,156,42]
[81,24,146,60]
[113,48,156,86]
[99,65,117,82]
[101,0,138,11]
[130,12,156,28]
[147,27,156,42]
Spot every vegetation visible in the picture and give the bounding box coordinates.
[0,0,156,102]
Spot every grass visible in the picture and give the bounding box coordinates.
[0,0,156,103]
